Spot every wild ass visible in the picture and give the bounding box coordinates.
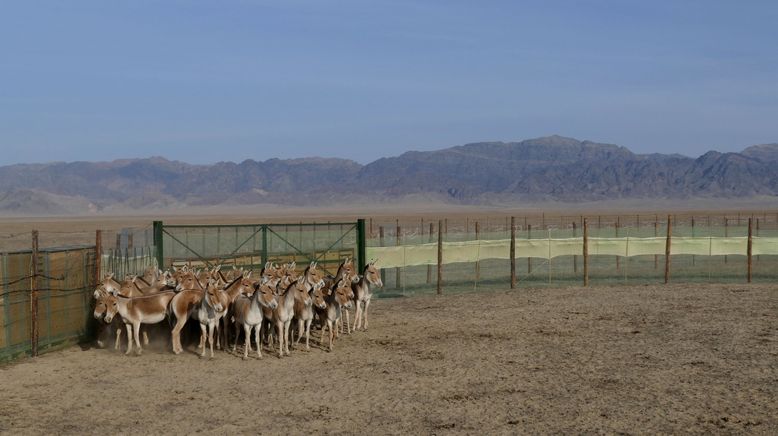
[352,260,383,331]
[316,278,353,351]
[291,262,326,351]
[102,290,177,355]
[231,279,278,358]
[265,263,322,358]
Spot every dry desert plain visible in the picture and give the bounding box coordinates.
[1,283,776,434]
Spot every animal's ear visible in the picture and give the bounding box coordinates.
[246,271,252,279]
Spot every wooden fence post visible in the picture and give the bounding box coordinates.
[95,230,102,286]
[510,216,516,289]
[747,218,753,283]
[664,215,672,284]
[31,230,39,357]
[395,221,402,289]
[724,218,729,264]
[437,220,443,295]
[615,217,620,271]
[572,221,578,273]
[691,217,695,266]
[583,219,589,287]
[379,226,386,285]
[474,221,480,283]
[654,219,658,270]
[527,224,532,274]
[427,222,433,284]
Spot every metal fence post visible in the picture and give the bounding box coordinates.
[437,220,443,295]
[510,216,516,289]
[31,230,39,357]
[664,215,672,284]
[261,225,268,266]
[747,218,753,283]
[356,219,366,273]
[153,221,163,269]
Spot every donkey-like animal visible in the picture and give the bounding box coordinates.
[352,260,383,332]
[316,278,353,351]
[103,290,177,355]
[231,279,278,358]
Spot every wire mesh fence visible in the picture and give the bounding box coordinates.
[366,213,778,297]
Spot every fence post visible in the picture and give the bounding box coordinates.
[724,218,729,264]
[664,215,672,284]
[437,220,443,295]
[474,221,480,283]
[527,224,532,274]
[747,218,753,283]
[615,217,620,271]
[31,230,39,357]
[572,221,578,273]
[379,226,386,285]
[654,219,658,270]
[510,216,516,289]
[427,222,434,284]
[153,221,163,269]
[583,219,589,287]
[395,221,402,289]
[261,225,268,266]
[95,230,102,285]
[356,219,366,273]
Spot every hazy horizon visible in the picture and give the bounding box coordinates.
[2,1,777,166]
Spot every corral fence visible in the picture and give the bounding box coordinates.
[1,233,97,362]
[154,220,367,278]
[366,212,778,296]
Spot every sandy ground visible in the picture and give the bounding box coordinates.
[1,283,777,434]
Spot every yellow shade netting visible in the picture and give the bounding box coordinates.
[368,236,777,269]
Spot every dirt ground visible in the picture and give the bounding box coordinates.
[1,283,776,434]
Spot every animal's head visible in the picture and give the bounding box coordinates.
[339,257,359,283]
[335,279,353,309]
[305,262,326,290]
[176,271,199,291]
[93,287,109,319]
[204,280,224,313]
[364,260,383,288]
[161,270,177,288]
[292,276,312,307]
[256,280,278,310]
[101,273,121,294]
[102,293,120,323]
[312,285,327,310]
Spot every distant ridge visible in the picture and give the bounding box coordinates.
[1,135,777,214]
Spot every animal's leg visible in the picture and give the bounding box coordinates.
[353,302,362,332]
[276,321,284,358]
[124,324,133,355]
[208,323,215,358]
[171,316,186,354]
[344,310,351,335]
[304,319,311,351]
[283,321,291,355]
[296,319,304,345]
[143,329,149,346]
[114,326,122,351]
[320,321,327,345]
[364,300,371,331]
[199,324,207,357]
[254,324,262,359]
[328,320,334,351]
[133,322,143,355]
[233,321,240,353]
[215,320,221,350]
[243,324,251,359]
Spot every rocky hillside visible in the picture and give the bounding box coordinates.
[1,135,776,214]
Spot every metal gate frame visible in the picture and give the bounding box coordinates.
[153,219,367,274]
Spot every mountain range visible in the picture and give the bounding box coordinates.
[2,135,778,215]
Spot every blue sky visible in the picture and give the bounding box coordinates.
[1,0,776,165]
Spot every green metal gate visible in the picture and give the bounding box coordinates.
[154,220,367,276]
